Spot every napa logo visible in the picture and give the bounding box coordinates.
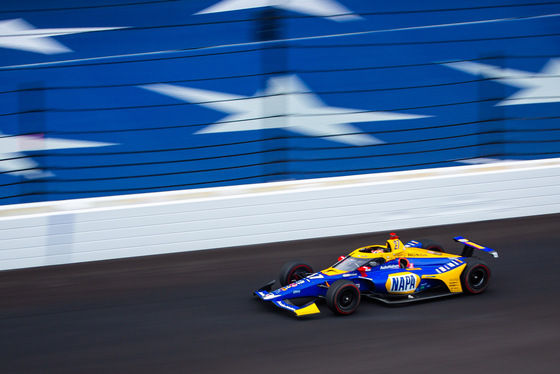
[386,273,420,294]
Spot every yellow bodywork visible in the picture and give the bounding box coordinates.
[346,238,464,293]
[294,303,321,316]
[348,239,459,260]
[422,263,466,293]
[321,268,346,276]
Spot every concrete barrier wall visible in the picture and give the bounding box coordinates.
[1,158,559,271]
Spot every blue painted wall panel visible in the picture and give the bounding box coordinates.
[1,1,559,204]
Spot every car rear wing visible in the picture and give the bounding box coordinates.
[454,236,498,258]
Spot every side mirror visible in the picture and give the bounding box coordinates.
[338,255,346,262]
[399,258,410,269]
[357,266,371,276]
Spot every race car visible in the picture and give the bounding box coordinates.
[254,233,498,316]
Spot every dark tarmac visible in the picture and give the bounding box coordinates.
[1,214,559,374]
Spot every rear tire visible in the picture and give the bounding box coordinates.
[279,260,314,287]
[326,280,361,316]
[417,238,444,252]
[461,259,491,294]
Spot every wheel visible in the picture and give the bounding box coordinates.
[278,260,314,287]
[460,259,491,294]
[417,238,444,252]
[326,280,361,316]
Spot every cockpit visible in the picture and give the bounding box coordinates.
[332,256,386,272]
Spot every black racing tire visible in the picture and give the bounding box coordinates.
[460,259,491,294]
[416,238,444,252]
[326,280,361,316]
[278,260,314,287]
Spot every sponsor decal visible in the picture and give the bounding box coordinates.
[278,277,311,292]
[386,273,420,294]
[380,264,400,270]
[409,252,428,257]
[279,283,298,292]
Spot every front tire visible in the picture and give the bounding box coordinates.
[279,260,314,287]
[326,280,361,316]
[461,259,491,294]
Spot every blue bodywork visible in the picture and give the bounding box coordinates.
[254,236,498,315]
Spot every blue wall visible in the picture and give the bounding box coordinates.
[1,0,559,204]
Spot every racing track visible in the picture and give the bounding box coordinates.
[1,214,559,374]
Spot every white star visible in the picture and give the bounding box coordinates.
[0,18,127,54]
[141,75,429,146]
[196,0,362,22]
[0,133,116,179]
[445,58,560,106]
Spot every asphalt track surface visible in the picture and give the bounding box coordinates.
[1,214,559,374]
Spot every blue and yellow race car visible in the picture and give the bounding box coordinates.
[254,233,498,316]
